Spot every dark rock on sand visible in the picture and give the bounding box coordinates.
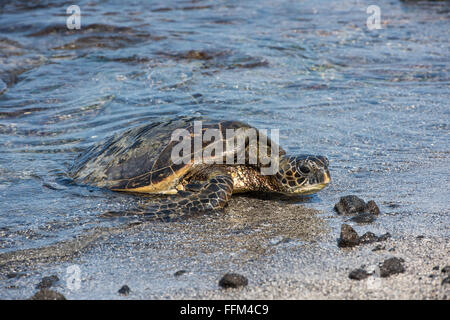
[339,226,392,248]
[359,232,378,244]
[334,195,367,215]
[334,196,380,220]
[350,212,376,224]
[372,244,385,251]
[377,233,392,242]
[386,202,401,209]
[442,277,450,285]
[338,224,360,248]
[30,289,66,300]
[378,257,405,278]
[174,270,187,277]
[118,285,131,295]
[218,273,248,289]
[349,268,371,280]
[36,275,59,289]
[441,266,450,274]
[366,200,380,215]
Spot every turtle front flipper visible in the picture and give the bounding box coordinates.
[103,172,234,221]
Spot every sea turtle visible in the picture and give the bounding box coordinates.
[70,117,330,220]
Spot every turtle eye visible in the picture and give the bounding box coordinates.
[299,165,310,174]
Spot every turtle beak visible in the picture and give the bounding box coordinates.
[303,169,330,194]
[323,169,331,185]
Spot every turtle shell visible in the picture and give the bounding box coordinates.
[70,117,284,193]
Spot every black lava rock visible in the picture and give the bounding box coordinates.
[334,195,367,215]
[366,200,380,215]
[174,270,187,277]
[359,232,378,244]
[340,228,391,248]
[36,275,59,289]
[372,244,385,251]
[377,233,392,242]
[118,285,131,296]
[335,196,381,218]
[441,266,450,274]
[338,224,360,248]
[378,257,405,278]
[386,202,401,209]
[350,212,376,224]
[218,273,248,289]
[349,268,370,280]
[30,289,66,300]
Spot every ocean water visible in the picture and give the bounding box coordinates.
[0,0,448,261]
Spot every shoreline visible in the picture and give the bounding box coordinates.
[1,197,448,300]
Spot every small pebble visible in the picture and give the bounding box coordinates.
[174,270,187,277]
[366,200,380,215]
[338,224,360,248]
[218,273,248,289]
[359,232,378,244]
[349,268,370,280]
[386,202,401,209]
[441,266,450,274]
[377,233,392,242]
[372,244,385,251]
[30,289,66,300]
[442,277,450,285]
[378,257,405,278]
[118,285,131,296]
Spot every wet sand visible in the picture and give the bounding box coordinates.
[1,0,449,301]
[1,196,448,299]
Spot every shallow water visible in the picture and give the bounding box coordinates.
[0,0,448,264]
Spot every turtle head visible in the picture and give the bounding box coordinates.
[273,155,331,195]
